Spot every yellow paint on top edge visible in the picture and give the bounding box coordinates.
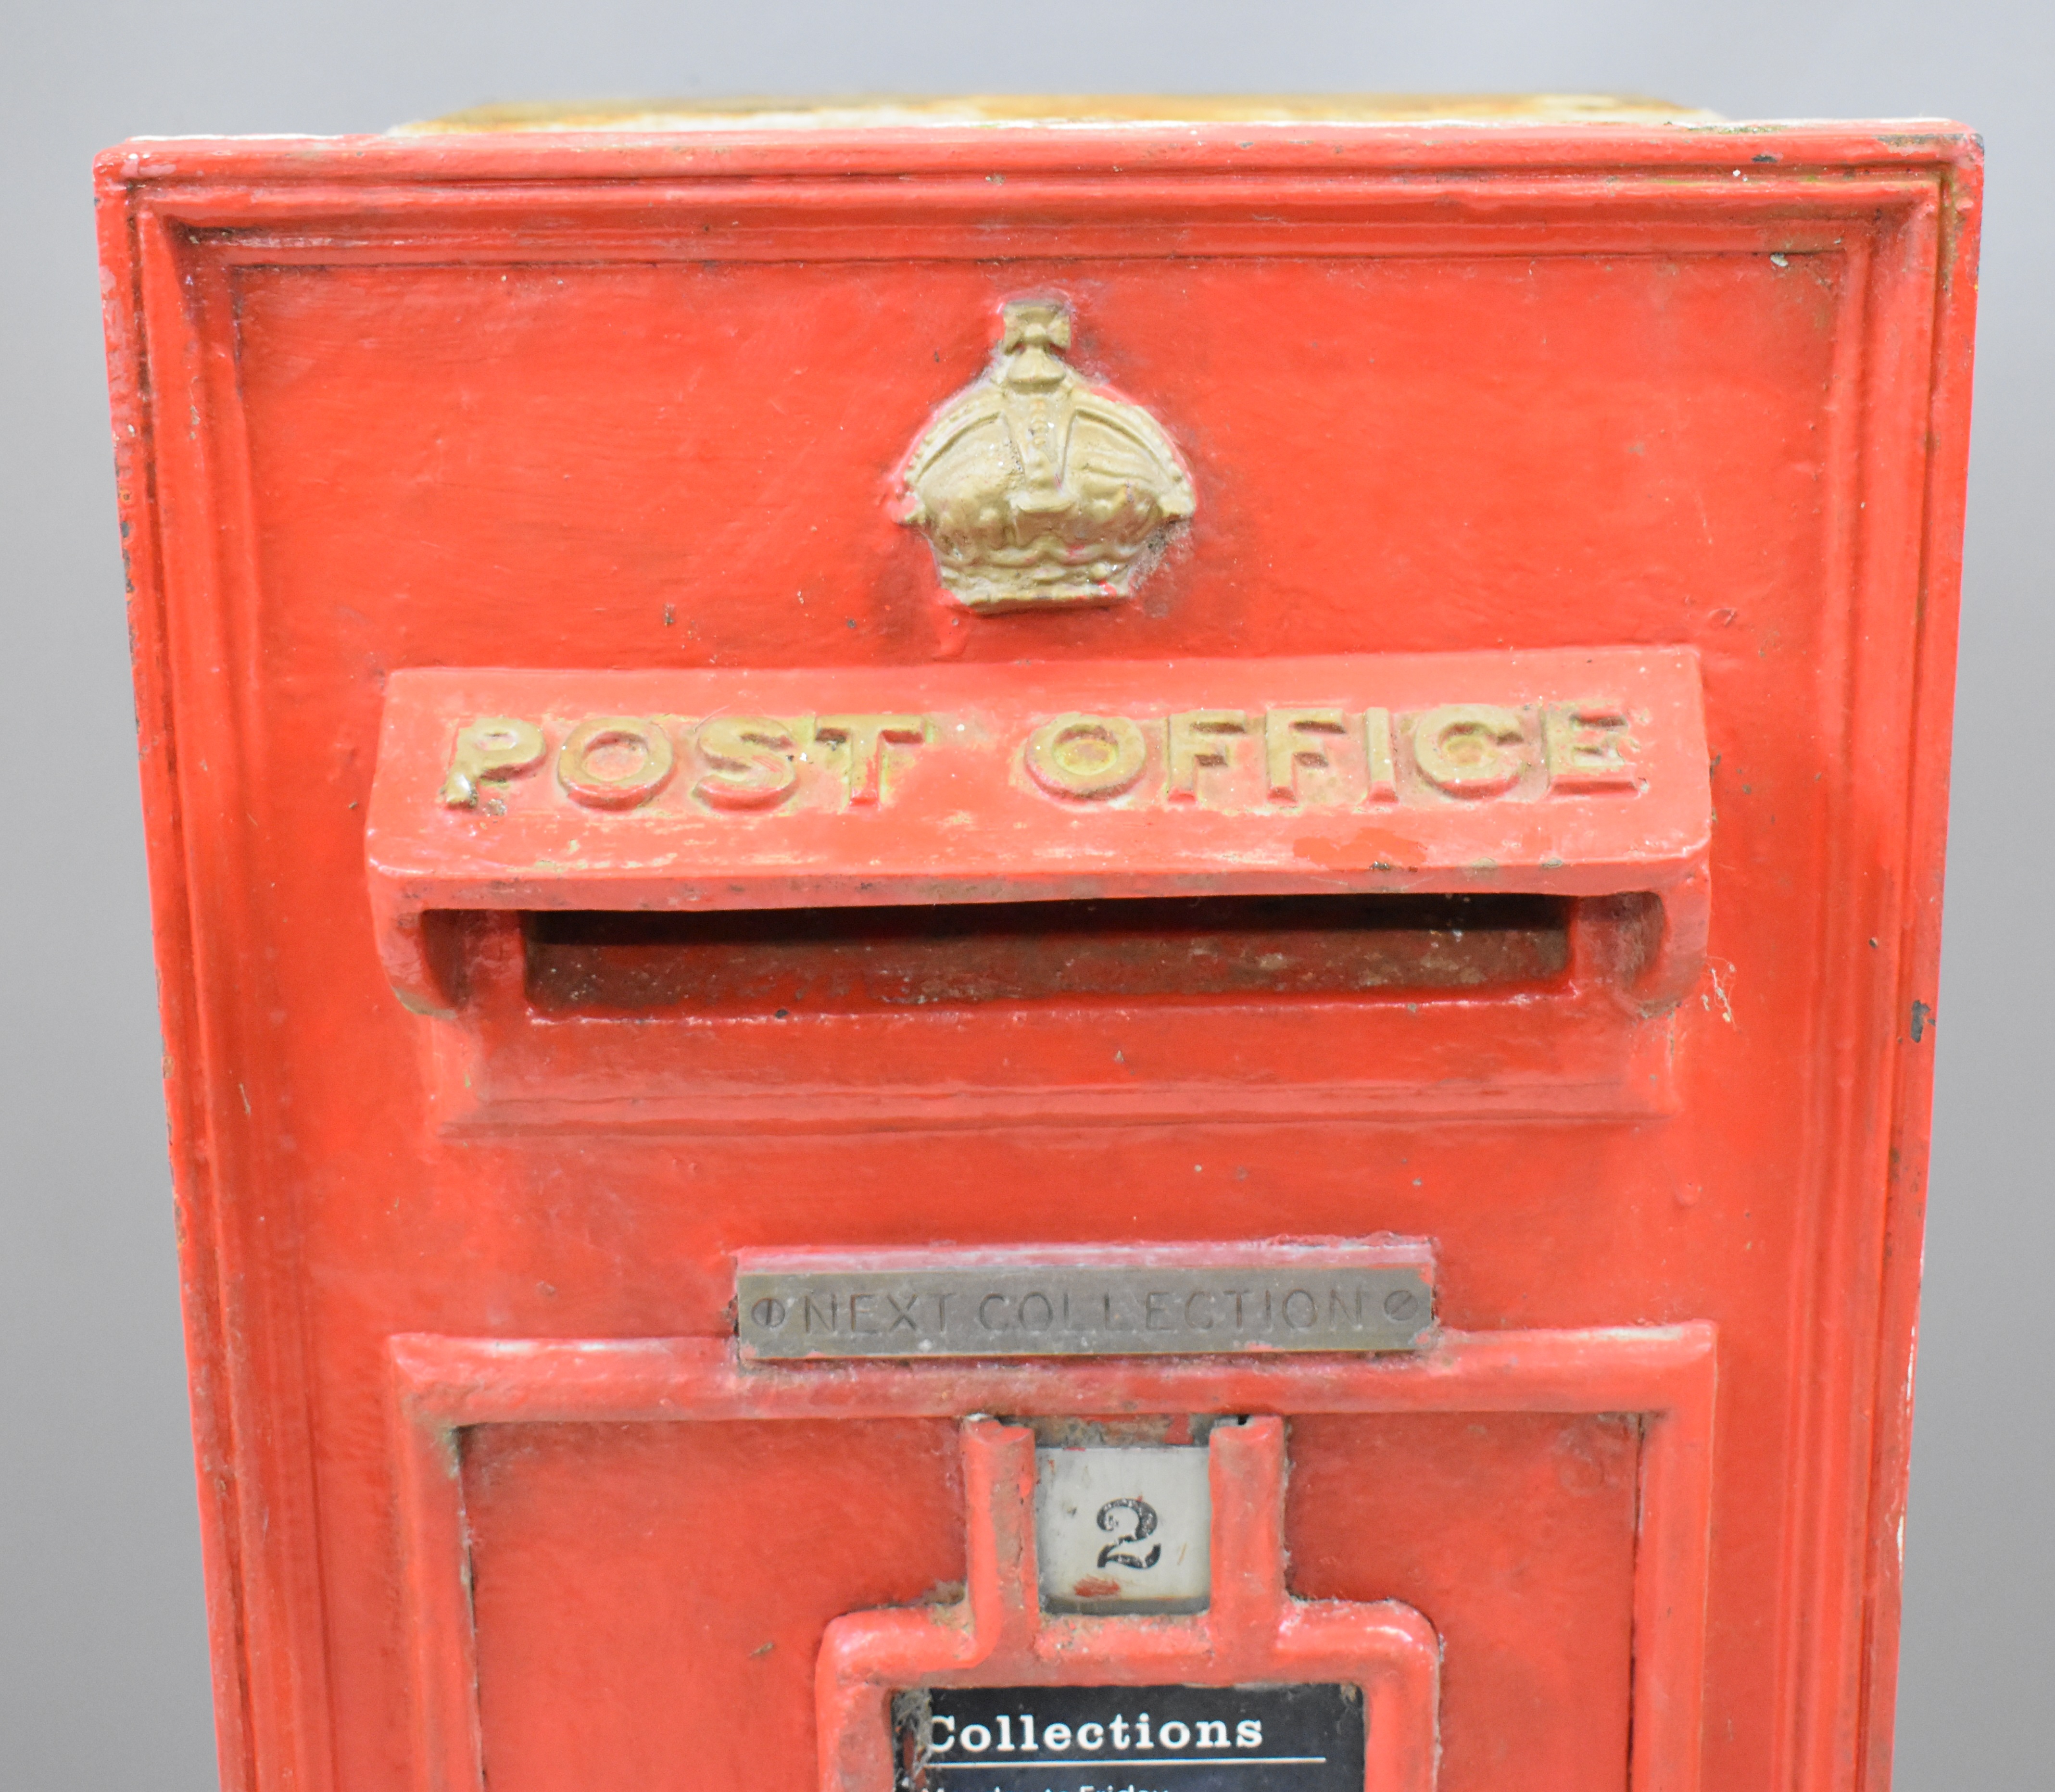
[395,93,1718,135]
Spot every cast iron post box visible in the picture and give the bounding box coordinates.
[97,98,1979,1792]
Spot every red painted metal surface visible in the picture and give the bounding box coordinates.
[97,116,1978,1792]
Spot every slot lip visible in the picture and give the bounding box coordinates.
[422,967,1683,1136]
[413,887,1682,1136]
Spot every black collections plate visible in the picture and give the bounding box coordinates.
[895,1683,1363,1792]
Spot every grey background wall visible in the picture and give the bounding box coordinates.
[2,3,2045,1786]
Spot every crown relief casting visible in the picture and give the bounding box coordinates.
[898,301,1197,614]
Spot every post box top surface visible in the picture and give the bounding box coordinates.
[101,111,1979,173]
[392,92,1726,132]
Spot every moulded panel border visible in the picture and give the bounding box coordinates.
[134,180,1952,296]
[95,126,1978,1792]
[387,1324,1718,1792]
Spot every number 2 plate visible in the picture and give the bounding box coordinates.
[1035,1446,1212,1613]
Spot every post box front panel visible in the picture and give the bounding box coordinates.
[98,122,1978,1792]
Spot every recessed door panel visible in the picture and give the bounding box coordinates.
[466,1419,964,1792]
[1289,1414,1640,1792]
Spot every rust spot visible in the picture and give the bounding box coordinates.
[1069,1576,1123,1599]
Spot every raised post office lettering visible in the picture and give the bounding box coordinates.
[439,694,1659,818]
[1412,703,1528,797]
[556,716,677,811]
[812,714,929,805]
[692,715,799,811]
[439,717,545,808]
[1024,713,1148,800]
[1264,707,1349,803]
[1362,707,1398,803]
[1542,700,1639,791]
[1166,710,1250,801]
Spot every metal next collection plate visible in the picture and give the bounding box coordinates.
[735,1249,1435,1361]
[895,1683,1363,1792]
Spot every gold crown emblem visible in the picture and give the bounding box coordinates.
[898,301,1197,613]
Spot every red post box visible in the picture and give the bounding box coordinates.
[96,99,1979,1792]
